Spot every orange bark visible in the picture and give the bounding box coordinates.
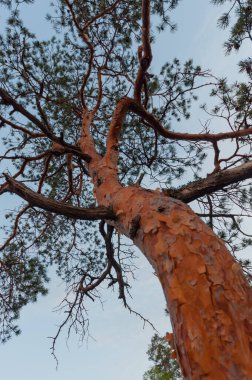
[92,166,252,379]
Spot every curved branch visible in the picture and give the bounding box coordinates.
[78,263,112,294]
[0,205,30,251]
[2,175,116,221]
[0,114,46,138]
[83,0,122,31]
[104,97,252,163]
[0,87,51,135]
[168,160,252,203]
[0,88,91,162]
[129,99,252,142]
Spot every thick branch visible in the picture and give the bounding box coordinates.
[104,97,252,152]
[104,97,132,167]
[2,175,116,220]
[169,160,252,203]
[79,110,101,163]
[134,0,152,102]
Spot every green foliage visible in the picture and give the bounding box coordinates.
[0,252,48,343]
[143,334,181,380]
[0,0,252,345]
[212,0,252,54]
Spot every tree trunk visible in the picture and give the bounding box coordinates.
[93,170,252,379]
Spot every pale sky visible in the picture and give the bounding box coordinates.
[0,1,248,379]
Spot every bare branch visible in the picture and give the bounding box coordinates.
[0,114,46,138]
[103,96,252,160]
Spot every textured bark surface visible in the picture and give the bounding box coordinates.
[91,164,252,379]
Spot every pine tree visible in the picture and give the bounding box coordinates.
[144,334,181,380]
[0,0,252,377]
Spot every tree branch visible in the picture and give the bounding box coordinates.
[2,175,116,221]
[0,87,51,135]
[104,97,132,167]
[83,0,122,31]
[0,88,91,162]
[168,160,252,203]
[134,0,152,102]
[129,99,252,142]
[79,110,101,163]
[103,97,252,151]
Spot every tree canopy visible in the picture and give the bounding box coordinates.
[0,0,252,369]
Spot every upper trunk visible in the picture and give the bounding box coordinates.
[93,170,252,379]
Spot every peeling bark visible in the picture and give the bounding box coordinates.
[92,168,252,379]
[2,0,252,376]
